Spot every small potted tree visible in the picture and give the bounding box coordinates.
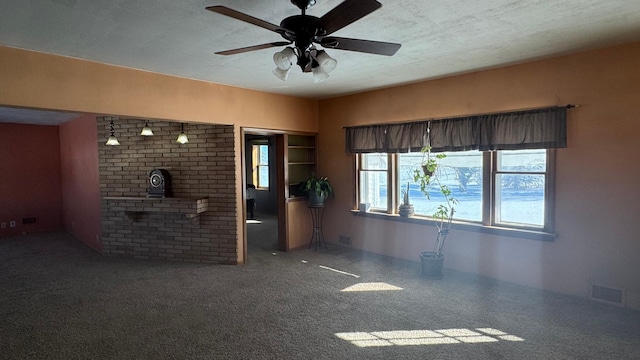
[302,176,334,206]
[413,146,458,278]
[398,182,415,217]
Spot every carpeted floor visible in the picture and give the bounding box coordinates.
[1,225,639,359]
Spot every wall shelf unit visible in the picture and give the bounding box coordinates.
[275,133,318,251]
[286,134,316,198]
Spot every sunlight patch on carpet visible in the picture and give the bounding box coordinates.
[335,328,524,347]
[318,265,360,278]
[341,282,403,292]
[246,219,262,224]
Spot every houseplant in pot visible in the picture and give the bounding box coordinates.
[413,146,458,278]
[302,176,334,206]
[398,182,415,217]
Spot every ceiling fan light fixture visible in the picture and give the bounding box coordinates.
[273,47,296,70]
[312,65,330,83]
[273,67,291,81]
[315,50,337,74]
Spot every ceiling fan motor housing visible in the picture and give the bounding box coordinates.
[291,0,317,10]
[280,15,327,71]
[279,16,326,44]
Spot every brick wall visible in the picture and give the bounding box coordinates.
[97,117,237,263]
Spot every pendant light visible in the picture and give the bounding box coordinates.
[176,123,189,144]
[140,120,154,136]
[105,119,120,146]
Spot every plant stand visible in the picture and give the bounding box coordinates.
[307,204,328,251]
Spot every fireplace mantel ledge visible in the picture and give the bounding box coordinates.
[103,197,208,222]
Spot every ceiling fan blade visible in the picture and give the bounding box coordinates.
[206,6,281,33]
[321,37,401,56]
[216,42,292,56]
[319,0,382,35]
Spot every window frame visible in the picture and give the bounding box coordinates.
[488,149,556,233]
[356,153,395,213]
[252,144,269,190]
[355,149,556,238]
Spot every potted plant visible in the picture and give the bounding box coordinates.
[420,149,440,177]
[302,176,334,206]
[413,146,458,278]
[398,182,415,217]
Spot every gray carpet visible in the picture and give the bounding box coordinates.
[1,227,639,359]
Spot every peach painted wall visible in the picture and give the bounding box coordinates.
[59,114,101,251]
[0,46,318,130]
[0,45,318,264]
[318,42,640,309]
[0,123,63,236]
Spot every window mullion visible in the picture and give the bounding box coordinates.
[354,154,360,210]
[544,149,556,233]
[388,153,397,214]
[483,151,494,226]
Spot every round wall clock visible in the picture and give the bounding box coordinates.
[147,169,172,198]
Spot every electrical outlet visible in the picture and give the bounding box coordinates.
[9,221,16,228]
[1,222,6,229]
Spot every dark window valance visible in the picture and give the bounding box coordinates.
[345,122,427,153]
[477,107,567,150]
[345,106,568,153]
[429,116,479,152]
[345,124,387,153]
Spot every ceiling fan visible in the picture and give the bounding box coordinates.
[206,0,401,82]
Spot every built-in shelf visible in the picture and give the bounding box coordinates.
[287,134,317,198]
[103,196,208,224]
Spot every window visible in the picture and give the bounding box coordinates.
[358,153,391,211]
[398,150,483,222]
[252,144,269,189]
[356,149,555,233]
[493,149,550,229]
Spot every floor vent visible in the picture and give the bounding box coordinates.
[591,284,624,305]
[22,217,38,225]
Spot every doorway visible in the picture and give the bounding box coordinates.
[244,132,280,256]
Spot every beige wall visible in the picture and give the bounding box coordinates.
[0,45,319,264]
[318,42,640,309]
[2,42,639,308]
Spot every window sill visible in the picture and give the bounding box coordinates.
[350,210,556,242]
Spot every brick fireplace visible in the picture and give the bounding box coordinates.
[97,117,236,263]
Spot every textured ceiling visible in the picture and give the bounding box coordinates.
[1,0,640,124]
[0,107,80,126]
